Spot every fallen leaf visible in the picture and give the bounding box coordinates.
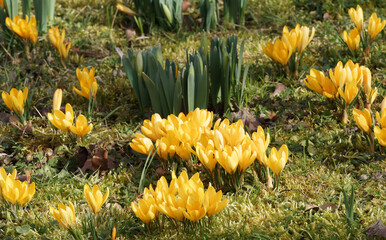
[182,1,193,12]
[81,146,115,173]
[270,83,286,99]
[156,167,168,178]
[76,146,89,168]
[230,108,262,133]
[125,28,136,42]
[305,202,337,212]
[367,220,386,238]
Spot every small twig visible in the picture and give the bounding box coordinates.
[0,43,15,62]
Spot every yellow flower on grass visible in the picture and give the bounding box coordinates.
[252,126,271,165]
[353,108,372,135]
[195,143,217,172]
[2,87,28,116]
[297,25,315,54]
[141,113,167,141]
[348,5,363,31]
[266,144,289,176]
[376,101,386,128]
[304,69,337,99]
[236,139,257,173]
[204,184,228,217]
[48,26,71,59]
[47,103,74,133]
[50,202,76,230]
[84,184,109,214]
[282,25,302,54]
[70,114,93,137]
[0,176,35,206]
[73,67,98,100]
[374,126,386,146]
[53,89,62,111]
[155,137,176,161]
[130,133,154,155]
[131,188,158,224]
[215,146,238,175]
[183,188,206,222]
[5,15,38,44]
[343,28,360,51]
[368,13,386,40]
[338,82,359,105]
[262,38,293,66]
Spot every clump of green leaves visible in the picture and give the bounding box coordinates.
[223,0,248,26]
[121,46,182,117]
[133,0,182,32]
[199,0,218,31]
[206,34,249,113]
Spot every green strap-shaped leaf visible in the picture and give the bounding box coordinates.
[173,75,182,115]
[142,72,163,116]
[187,64,195,112]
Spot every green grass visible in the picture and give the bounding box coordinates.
[0,0,385,239]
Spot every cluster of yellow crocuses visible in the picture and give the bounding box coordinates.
[343,5,386,51]
[0,167,35,207]
[353,97,386,151]
[131,171,228,225]
[4,13,71,61]
[2,67,96,139]
[48,25,72,60]
[47,88,93,137]
[50,184,109,230]
[262,24,315,68]
[305,60,376,123]
[1,87,28,119]
[5,15,38,44]
[130,108,289,188]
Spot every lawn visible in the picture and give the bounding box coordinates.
[0,0,385,239]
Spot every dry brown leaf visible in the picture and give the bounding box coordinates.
[182,1,193,12]
[230,108,262,133]
[305,202,337,212]
[367,220,386,238]
[270,83,286,99]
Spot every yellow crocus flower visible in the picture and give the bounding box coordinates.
[266,144,289,176]
[0,176,35,206]
[186,108,213,129]
[195,143,217,172]
[374,126,386,146]
[84,184,109,214]
[252,126,270,165]
[141,113,167,141]
[338,82,359,105]
[53,89,62,111]
[131,188,158,224]
[348,5,363,31]
[0,0,4,8]
[73,67,98,100]
[304,68,338,99]
[236,139,257,173]
[2,87,28,116]
[183,188,206,222]
[48,25,71,59]
[353,108,372,135]
[262,37,293,66]
[204,184,228,217]
[297,25,315,55]
[343,28,360,51]
[175,142,191,161]
[215,146,239,175]
[368,13,386,40]
[130,133,154,155]
[50,202,76,230]
[70,114,93,137]
[5,15,38,44]
[47,103,74,133]
[376,103,386,128]
[155,136,176,161]
[282,25,302,54]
